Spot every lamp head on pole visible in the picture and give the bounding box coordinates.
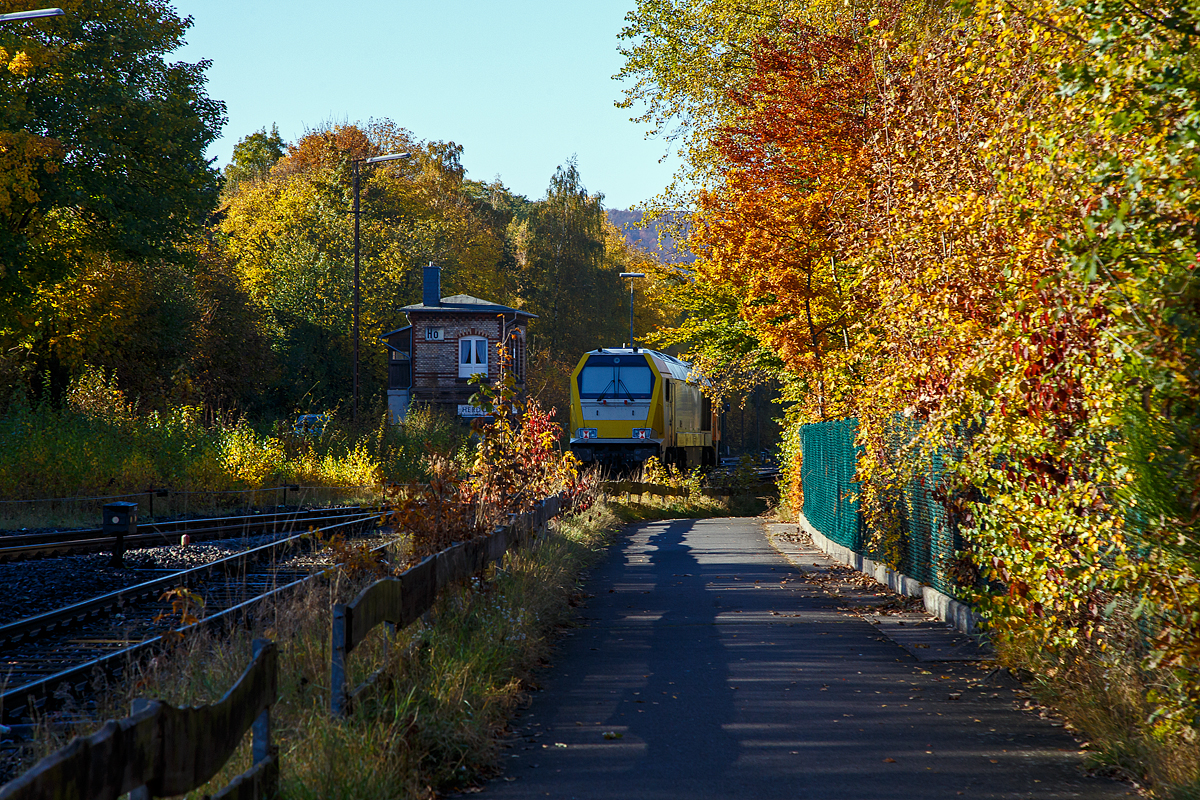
[364,152,412,164]
[0,8,64,22]
[620,274,645,351]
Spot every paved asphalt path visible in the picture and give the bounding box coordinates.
[480,517,1133,800]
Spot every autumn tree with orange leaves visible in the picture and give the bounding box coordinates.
[625,0,1200,779]
[692,20,873,421]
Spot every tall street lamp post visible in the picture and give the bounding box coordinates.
[620,272,645,349]
[352,151,411,422]
[0,8,63,22]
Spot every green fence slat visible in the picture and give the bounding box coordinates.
[799,418,964,599]
[800,418,862,550]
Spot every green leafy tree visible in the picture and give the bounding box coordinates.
[180,242,275,413]
[223,124,285,191]
[643,263,783,409]
[220,121,513,411]
[0,0,225,315]
[513,159,620,356]
[509,159,680,422]
[1043,0,1200,711]
[617,0,804,215]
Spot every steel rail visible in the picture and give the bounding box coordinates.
[0,514,376,647]
[0,511,370,561]
[0,574,316,727]
[0,507,376,562]
[0,506,371,543]
[0,514,381,723]
[0,490,563,731]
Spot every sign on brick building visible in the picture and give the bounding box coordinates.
[379,263,535,423]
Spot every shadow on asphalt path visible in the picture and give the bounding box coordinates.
[479,518,1134,800]
[624,519,739,783]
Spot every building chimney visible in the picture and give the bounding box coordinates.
[422,262,441,307]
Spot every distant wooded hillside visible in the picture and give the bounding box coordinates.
[606,210,695,264]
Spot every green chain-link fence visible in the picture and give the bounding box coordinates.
[800,419,862,550]
[898,445,961,596]
[800,418,964,598]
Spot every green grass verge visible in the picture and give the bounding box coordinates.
[0,379,470,521]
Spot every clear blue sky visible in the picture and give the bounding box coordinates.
[171,0,677,211]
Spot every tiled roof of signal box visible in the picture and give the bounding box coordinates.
[401,294,537,318]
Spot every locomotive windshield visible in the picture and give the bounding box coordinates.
[578,356,654,400]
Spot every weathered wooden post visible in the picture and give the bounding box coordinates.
[330,603,349,717]
[251,638,279,799]
[104,501,138,567]
[128,698,156,800]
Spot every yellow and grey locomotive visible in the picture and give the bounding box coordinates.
[568,347,719,470]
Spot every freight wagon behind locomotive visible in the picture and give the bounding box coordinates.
[569,347,719,470]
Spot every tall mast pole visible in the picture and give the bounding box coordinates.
[352,160,361,422]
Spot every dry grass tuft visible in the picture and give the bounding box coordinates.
[993,625,1200,799]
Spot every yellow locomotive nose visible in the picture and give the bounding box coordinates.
[568,347,718,471]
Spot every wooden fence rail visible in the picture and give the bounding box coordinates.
[330,493,565,716]
[0,639,278,800]
[599,481,689,498]
[599,481,736,499]
[598,480,776,500]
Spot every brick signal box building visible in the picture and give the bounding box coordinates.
[380,264,535,423]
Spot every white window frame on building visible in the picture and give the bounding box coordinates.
[507,329,525,382]
[459,336,488,378]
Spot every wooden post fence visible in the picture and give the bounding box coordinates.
[597,480,764,501]
[0,639,279,800]
[331,493,564,716]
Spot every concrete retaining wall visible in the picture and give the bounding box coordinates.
[796,512,981,635]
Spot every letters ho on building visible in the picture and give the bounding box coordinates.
[379,264,535,423]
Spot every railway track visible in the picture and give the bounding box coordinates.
[0,506,375,562]
[0,512,384,728]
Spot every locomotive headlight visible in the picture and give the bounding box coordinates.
[577,428,598,439]
[632,428,654,440]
